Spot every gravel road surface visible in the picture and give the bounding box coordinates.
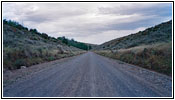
[3,52,172,97]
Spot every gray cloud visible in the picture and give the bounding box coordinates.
[98,3,172,16]
[3,2,172,44]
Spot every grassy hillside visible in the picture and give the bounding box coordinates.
[3,20,85,70]
[95,42,172,76]
[95,20,172,50]
[94,20,172,76]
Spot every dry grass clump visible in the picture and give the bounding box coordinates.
[4,48,61,70]
[3,46,84,70]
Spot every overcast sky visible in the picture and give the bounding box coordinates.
[3,2,172,44]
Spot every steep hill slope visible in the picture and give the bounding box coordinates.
[94,20,172,76]
[95,20,172,50]
[3,20,84,70]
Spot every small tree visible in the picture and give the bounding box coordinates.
[41,33,49,39]
[3,19,8,24]
[60,36,68,45]
[30,29,38,34]
[71,38,74,41]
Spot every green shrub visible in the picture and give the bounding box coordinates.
[14,59,26,69]
[3,60,14,70]
[47,56,55,61]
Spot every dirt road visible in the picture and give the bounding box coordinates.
[3,52,172,97]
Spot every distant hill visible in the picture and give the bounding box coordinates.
[3,19,84,70]
[95,20,172,50]
[57,37,97,50]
